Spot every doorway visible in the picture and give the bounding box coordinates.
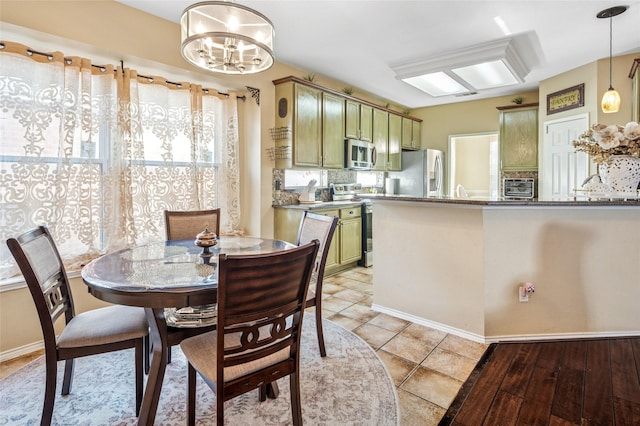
[448,133,499,198]
[540,113,589,200]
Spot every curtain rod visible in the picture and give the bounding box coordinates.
[13,45,243,100]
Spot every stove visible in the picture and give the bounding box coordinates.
[330,183,362,201]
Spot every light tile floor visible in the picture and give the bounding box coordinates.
[318,266,488,425]
[0,266,489,425]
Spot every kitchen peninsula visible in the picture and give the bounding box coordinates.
[363,195,640,343]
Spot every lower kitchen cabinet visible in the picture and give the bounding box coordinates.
[274,206,361,275]
[338,207,362,265]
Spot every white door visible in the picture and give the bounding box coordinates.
[540,114,589,200]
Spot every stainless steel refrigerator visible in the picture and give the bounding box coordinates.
[388,149,444,197]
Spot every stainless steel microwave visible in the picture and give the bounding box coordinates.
[345,139,376,170]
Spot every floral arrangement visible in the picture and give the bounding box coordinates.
[572,121,640,164]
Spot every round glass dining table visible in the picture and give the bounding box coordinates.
[81,236,297,425]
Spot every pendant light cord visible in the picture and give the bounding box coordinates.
[609,15,613,90]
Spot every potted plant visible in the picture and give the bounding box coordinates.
[573,122,640,193]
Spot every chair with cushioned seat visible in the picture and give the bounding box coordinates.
[164,209,221,363]
[295,211,339,357]
[180,240,319,426]
[6,226,148,425]
[164,208,221,242]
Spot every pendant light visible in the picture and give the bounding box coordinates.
[181,1,275,74]
[597,5,628,113]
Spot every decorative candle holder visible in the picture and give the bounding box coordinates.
[194,226,217,259]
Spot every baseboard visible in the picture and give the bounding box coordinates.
[370,304,640,344]
[0,341,43,363]
[370,304,486,344]
[484,330,640,343]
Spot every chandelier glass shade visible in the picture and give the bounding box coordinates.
[181,1,275,74]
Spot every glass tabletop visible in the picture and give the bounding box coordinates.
[81,236,296,299]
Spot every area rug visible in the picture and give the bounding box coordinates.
[0,318,399,425]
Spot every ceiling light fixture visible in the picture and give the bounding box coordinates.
[181,1,275,74]
[392,34,537,97]
[597,5,628,113]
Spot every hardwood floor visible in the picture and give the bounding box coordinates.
[441,337,640,425]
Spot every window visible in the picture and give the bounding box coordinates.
[0,41,240,281]
[283,169,328,189]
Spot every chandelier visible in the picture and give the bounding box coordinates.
[181,1,275,74]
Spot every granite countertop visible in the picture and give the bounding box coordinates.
[358,193,640,207]
[273,200,364,210]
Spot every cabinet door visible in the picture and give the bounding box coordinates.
[401,117,421,150]
[294,84,322,167]
[402,117,414,149]
[322,93,345,169]
[500,106,538,171]
[345,99,360,140]
[388,114,402,171]
[340,218,362,264]
[360,104,373,142]
[412,119,421,149]
[372,108,388,171]
[315,209,339,269]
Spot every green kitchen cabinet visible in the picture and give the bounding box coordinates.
[338,207,362,265]
[273,80,323,168]
[345,100,373,142]
[498,103,539,171]
[274,205,361,275]
[402,117,421,150]
[388,113,402,171]
[372,108,389,171]
[293,83,323,167]
[322,92,346,169]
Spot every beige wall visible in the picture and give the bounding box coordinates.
[453,135,493,196]
[372,201,640,341]
[411,90,540,153]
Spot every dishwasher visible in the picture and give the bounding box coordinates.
[359,200,373,267]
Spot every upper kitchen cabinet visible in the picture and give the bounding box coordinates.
[498,103,539,171]
[345,100,373,142]
[372,108,388,171]
[273,79,321,168]
[387,113,402,171]
[322,92,346,169]
[273,76,421,170]
[401,117,421,150]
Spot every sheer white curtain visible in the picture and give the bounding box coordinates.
[0,42,242,280]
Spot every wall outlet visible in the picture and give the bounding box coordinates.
[519,286,529,302]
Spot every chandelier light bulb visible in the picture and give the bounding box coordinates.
[227,16,239,31]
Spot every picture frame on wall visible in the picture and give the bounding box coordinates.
[546,83,585,115]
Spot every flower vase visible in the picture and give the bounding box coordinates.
[598,155,640,193]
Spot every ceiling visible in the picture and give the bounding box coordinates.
[116,0,640,109]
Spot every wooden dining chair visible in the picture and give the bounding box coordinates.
[164,208,221,241]
[163,209,221,364]
[6,226,148,425]
[296,211,339,357]
[180,240,320,426]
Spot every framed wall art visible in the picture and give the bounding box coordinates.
[546,83,585,115]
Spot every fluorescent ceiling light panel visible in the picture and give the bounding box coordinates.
[452,60,520,90]
[403,72,468,97]
[391,35,534,97]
